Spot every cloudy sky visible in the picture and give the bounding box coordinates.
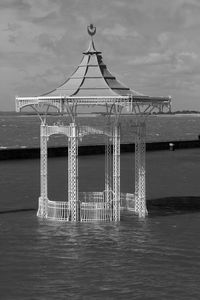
[1,0,200,111]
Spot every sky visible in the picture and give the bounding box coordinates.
[1,0,200,111]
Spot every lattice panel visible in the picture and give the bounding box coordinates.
[135,122,148,218]
[105,136,112,203]
[68,123,79,221]
[37,124,48,217]
[113,125,120,221]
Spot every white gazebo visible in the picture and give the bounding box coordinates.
[16,25,171,222]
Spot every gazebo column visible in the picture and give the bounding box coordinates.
[68,123,79,221]
[135,122,148,218]
[112,124,120,221]
[37,123,48,218]
[105,136,112,203]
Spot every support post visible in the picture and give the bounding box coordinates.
[135,122,148,218]
[68,123,79,221]
[105,136,112,203]
[112,124,120,221]
[37,123,48,217]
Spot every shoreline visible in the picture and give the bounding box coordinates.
[0,139,199,160]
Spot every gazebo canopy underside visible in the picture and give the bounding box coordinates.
[16,95,171,115]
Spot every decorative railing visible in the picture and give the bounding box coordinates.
[45,192,135,222]
[80,202,112,222]
[79,191,111,222]
[79,191,104,202]
[120,193,135,211]
[47,200,70,221]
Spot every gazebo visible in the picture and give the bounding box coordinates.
[16,25,171,222]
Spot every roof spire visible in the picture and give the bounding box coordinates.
[41,24,144,97]
[84,24,99,54]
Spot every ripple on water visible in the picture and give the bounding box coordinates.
[0,150,200,299]
[0,210,200,299]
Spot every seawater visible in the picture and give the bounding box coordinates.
[1,115,200,148]
[0,150,200,299]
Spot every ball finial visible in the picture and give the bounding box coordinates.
[87,24,96,37]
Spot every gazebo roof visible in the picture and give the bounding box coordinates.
[41,26,143,98]
[16,24,171,113]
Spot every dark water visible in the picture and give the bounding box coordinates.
[1,150,200,299]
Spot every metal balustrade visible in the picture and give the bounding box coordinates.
[79,192,110,222]
[120,193,135,211]
[42,192,135,222]
[80,202,112,222]
[47,200,70,221]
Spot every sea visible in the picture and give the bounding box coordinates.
[0,115,200,299]
[0,114,200,148]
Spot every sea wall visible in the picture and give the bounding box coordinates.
[0,139,200,160]
[147,196,200,212]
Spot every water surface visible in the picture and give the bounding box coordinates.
[0,150,200,299]
[1,114,200,148]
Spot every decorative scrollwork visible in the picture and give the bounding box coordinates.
[87,24,96,36]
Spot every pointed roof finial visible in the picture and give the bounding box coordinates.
[84,24,99,54]
[87,24,96,37]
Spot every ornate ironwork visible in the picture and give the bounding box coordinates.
[112,124,121,221]
[68,123,79,221]
[16,25,171,222]
[135,122,148,217]
[37,124,48,218]
[87,24,96,36]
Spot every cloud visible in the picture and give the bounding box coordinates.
[31,11,59,25]
[130,51,175,66]
[129,49,199,78]
[171,51,199,74]
[1,0,200,110]
[180,1,200,28]
[4,22,21,32]
[110,0,127,7]
[102,23,140,40]
[37,33,56,52]
[0,0,31,11]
